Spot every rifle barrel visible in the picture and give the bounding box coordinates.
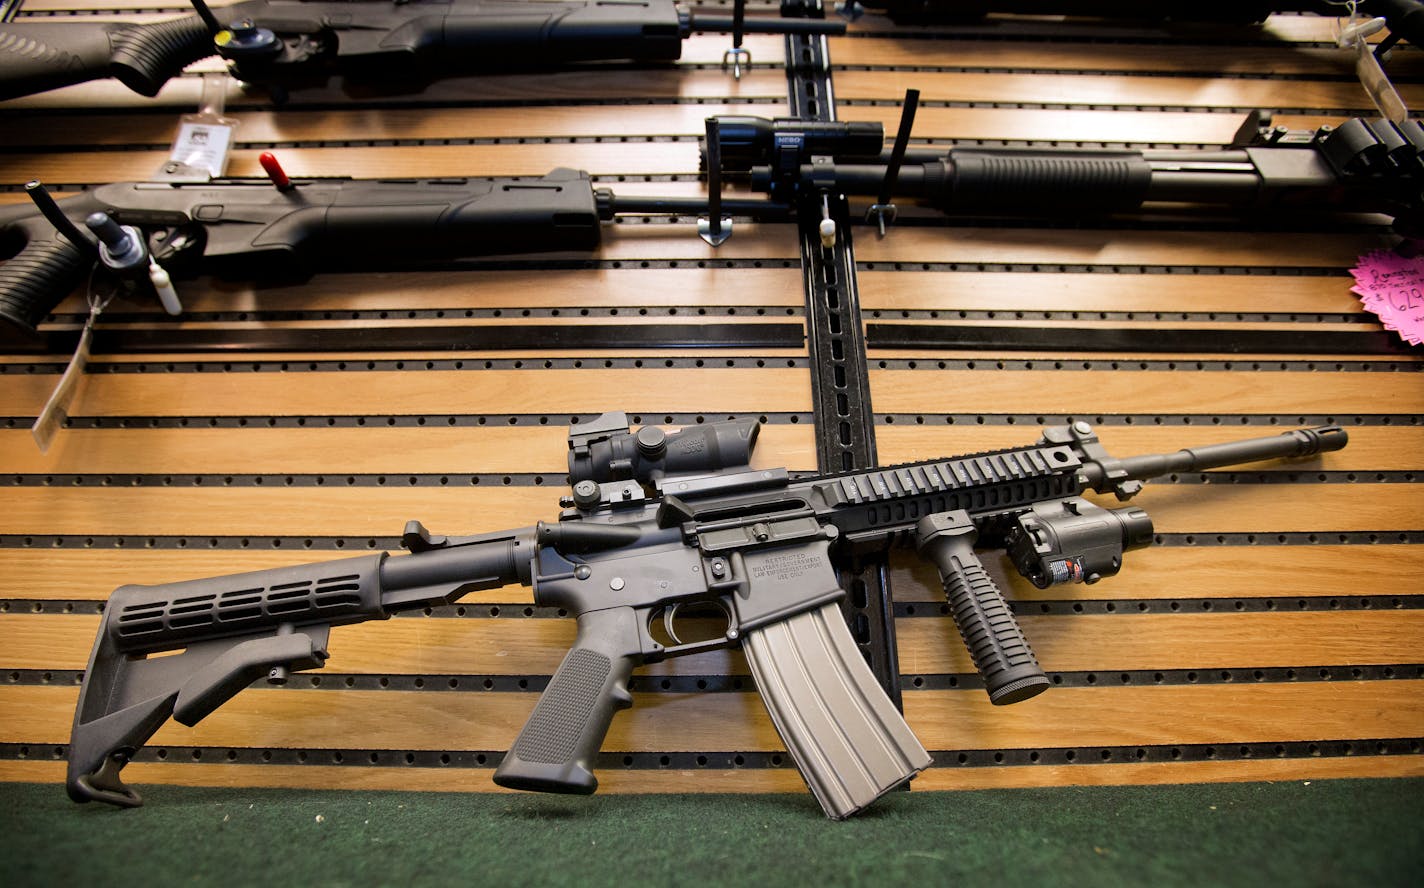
[1110,426,1348,482]
[689,13,846,35]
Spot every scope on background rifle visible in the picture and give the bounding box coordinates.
[67,412,1346,817]
[0,0,843,101]
[0,168,785,339]
[710,114,1424,234]
[848,0,1422,48]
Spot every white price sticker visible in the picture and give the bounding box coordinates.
[169,121,234,179]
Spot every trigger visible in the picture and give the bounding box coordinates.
[663,605,683,646]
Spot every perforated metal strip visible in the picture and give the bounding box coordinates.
[0,739,1417,771]
[11,593,1421,618]
[9,467,1391,490]
[785,0,902,704]
[0,412,1411,430]
[0,356,813,375]
[4,665,1422,692]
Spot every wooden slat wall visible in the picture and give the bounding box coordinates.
[1,2,1421,806]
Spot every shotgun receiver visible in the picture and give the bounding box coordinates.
[66,413,1347,816]
[0,168,781,338]
[0,0,843,101]
[715,115,1424,232]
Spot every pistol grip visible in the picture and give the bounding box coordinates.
[917,511,1049,705]
[493,607,640,794]
[0,223,90,338]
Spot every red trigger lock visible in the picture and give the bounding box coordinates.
[259,152,293,191]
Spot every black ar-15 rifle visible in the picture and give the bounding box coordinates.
[0,0,843,101]
[0,168,784,339]
[66,412,1346,816]
[711,113,1424,235]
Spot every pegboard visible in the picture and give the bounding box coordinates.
[0,0,1420,805]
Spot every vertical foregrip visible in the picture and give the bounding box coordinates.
[492,607,640,794]
[917,512,1049,705]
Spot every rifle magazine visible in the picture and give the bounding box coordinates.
[742,603,931,820]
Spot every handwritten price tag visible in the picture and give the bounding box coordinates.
[1351,251,1424,347]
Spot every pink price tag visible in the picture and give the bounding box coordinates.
[1350,250,1424,347]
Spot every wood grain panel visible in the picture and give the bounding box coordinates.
[6,756,1421,796]
[1,104,777,147]
[1,67,792,111]
[3,480,1416,536]
[0,614,742,677]
[858,271,1366,314]
[0,486,551,536]
[869,318,1378,339]
[537,221,801,259]
[901,683,1424,749]
[0,143,701,182]
[0,423,818,474]
[0,548,446,601]
[890,544,1424,602]
[0,366,814,417]
[4,682,1421,749]
[868,369,1424,415]
[844,12,1366,45]
[0,421,1409,477]
[7,610,1418,675]
[873,425,1423,471]
[50,268,808,316]
[835,107,1342,144]
[829,37,1424,76]
[853,228,1393,268]
[1102,484,1421,534]
[4,543,1417,604]
[909,757,1424,791]
[830,70,1423,109]
[895,612,1424,675]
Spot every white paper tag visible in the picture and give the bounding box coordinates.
[169,120,235,180]
[31,308,98,453]
[1355,41,1409,123]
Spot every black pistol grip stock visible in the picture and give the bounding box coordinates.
[108,15,216,97]
[0,22,123,100]
[493,607,641,795]
[0,224,90,337]
[0,18,212,100]
[917,512,1050,705]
